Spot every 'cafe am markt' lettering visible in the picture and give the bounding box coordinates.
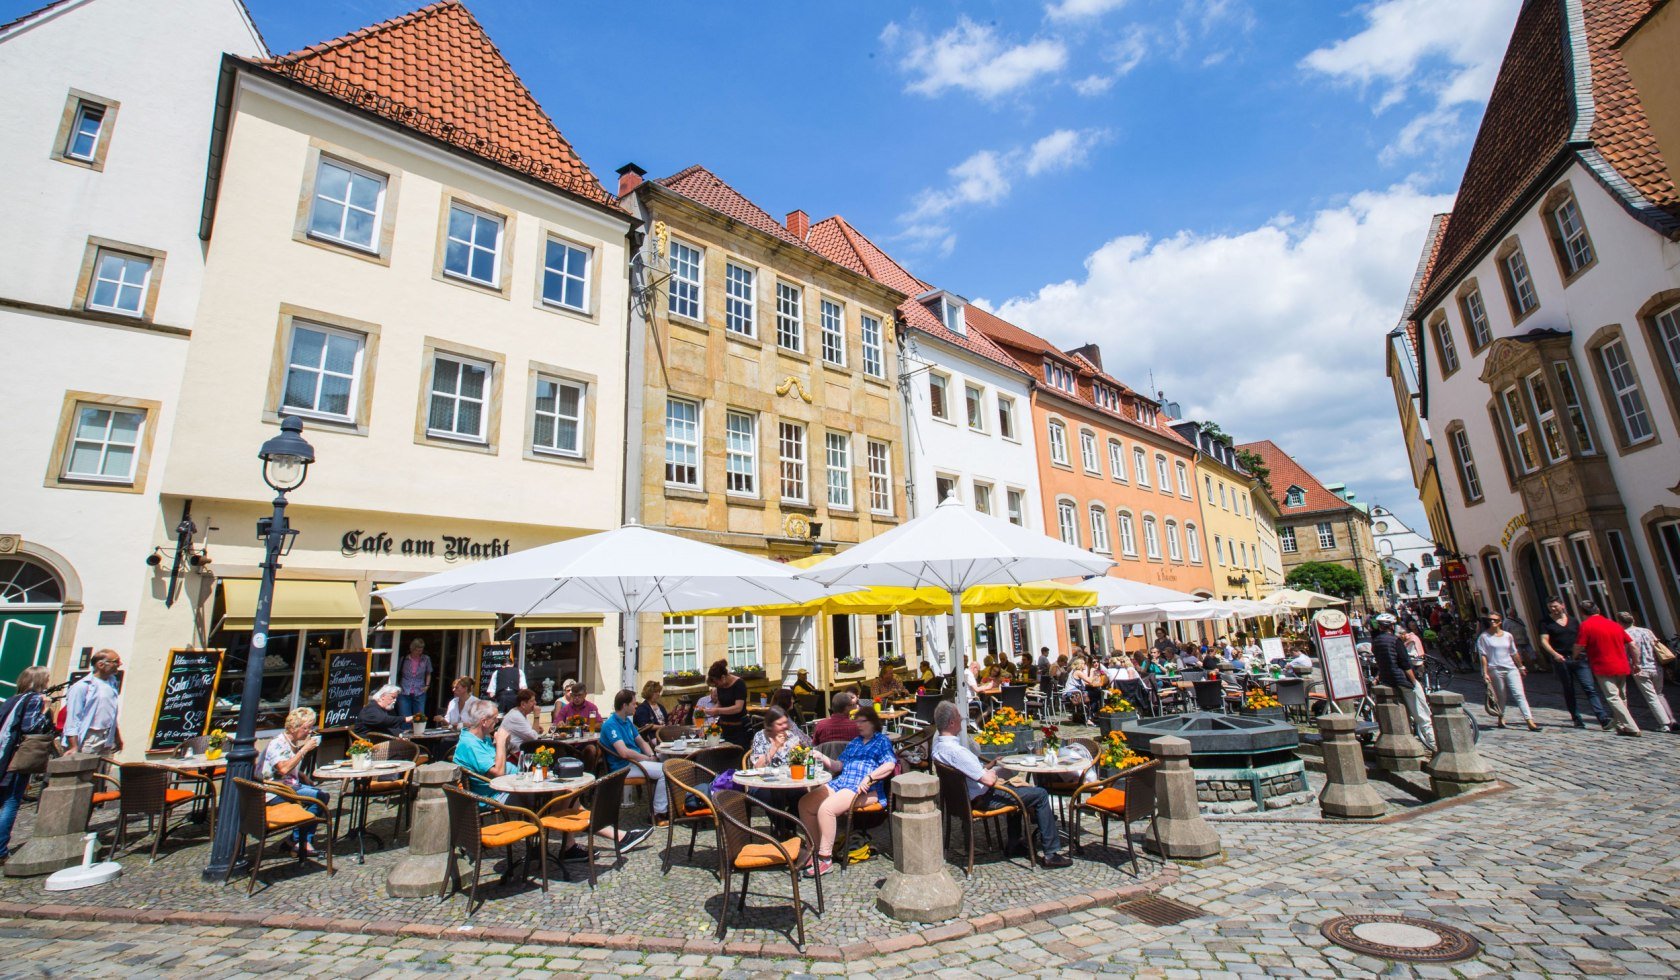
[340,530,511,562]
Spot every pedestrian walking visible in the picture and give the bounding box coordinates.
[1372,614,1438,747]
[1477,612,1537,730]
[1577,601,1639,737]
[63,649,122,754]
[0,666,55,859]
[1538,599,1611,729]
[1616,611,1676,733]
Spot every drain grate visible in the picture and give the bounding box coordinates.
[1113,895,1207,926]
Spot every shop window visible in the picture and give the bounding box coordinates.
[206,628,347,733]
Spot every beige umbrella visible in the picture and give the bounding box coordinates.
[1258,588,1348,610]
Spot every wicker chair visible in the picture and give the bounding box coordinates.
[689,745,740,778]
[933,759,1036,876]
[894,725,935,772]
[661,758,718,874]
[109,762,216,862]
[230,777,335,894]
[657,724,699,743]
[1069,761,1159,875]
[440,784,545,914]
[534,767,628,889]
[711,789,822,948]
[836,774,891,871]
[1040,737,1101,824]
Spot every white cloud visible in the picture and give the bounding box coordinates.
[1302,0,1522,160]
[1045,0,1130,21]
[992,183,1452,525]
[1025,128,1108,176]
[1073,27,1151,95]
[905,149,1013,223]
[881,18,1067,99]
[899,129,1108,251]
[1073,73,1116,96]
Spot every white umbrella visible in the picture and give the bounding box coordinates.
[1084,577,1205,610]
[1259,588,1348,610]
[795,495,1114,709]
[375,524,841,689]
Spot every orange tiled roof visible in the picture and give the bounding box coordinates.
[1235,439,1352,517]
[1424,0,1677,304]
[252,0,616,211]
[1401,212,1451,366]
[654,165,815,251]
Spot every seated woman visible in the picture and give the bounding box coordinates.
[748,706,812,769]
[434,676,482,729]
[633,680,668,729]
[796,707,897,878]
[872,664,908,702]
[1061,656,1090,721]
[259,706,327,856]
[917,662,936,687]
[770,686,804,727]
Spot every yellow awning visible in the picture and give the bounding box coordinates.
[682,580,1096,617]
[220,579,365,631]
[513,615,606,629]
[371,584,497,631]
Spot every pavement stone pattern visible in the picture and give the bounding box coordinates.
[3,671,1678,977]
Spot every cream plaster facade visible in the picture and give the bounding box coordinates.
[1173,422,1267,602]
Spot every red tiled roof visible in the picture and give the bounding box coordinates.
[253,1,616,210]
[654,165,817,251]
[1401,213,1451,363]
[1235,440,1352,516]
[1424,0,1677,304]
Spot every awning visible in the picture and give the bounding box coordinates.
[371,583,497,631]
[219,579,365,631]
[683,580,1096,617]
[513,615,605,629]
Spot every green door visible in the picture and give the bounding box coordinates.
[0,610,58,695]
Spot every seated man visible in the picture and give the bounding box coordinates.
[930,702,1071,868]
[552,682,603,728]
[600,689,666,836]
[498,688,541,753]
[1288,645,1316,675]
[814,691,861,744]
[453,700,511,801]
[354,684,403,738]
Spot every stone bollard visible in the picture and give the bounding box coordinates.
[1316,713,1386,819]
[1142,736,1221,862]
[1426,691,1494,797]
[387,762,459,897]
[5,753,100,877]
[877,772,962,921]
[1370,685,1429,773]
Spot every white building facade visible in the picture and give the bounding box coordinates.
[1370,505,1439,600]
[0,0,266,694]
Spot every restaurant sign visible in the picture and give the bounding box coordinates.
[340,530,511,562]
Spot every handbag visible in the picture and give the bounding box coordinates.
[7,734,56,774]
[1656,641,1675,666]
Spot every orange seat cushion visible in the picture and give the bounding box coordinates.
[854,798,885,813]
[680,802,714,818]
[164,788,201,805]
[540,810,591,834]
[364,780,407,794]
[481,819,539,848]
[1082,788,1127,814]
[971,804,1017,819]
[265,802,319,830]
[735,837,801,870]
[92,791,120,805]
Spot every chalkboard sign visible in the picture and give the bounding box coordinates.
[320,650,372,729]
[148,649,224,751]
[477,643,515,696]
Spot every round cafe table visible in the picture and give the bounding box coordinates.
[489,771,595,799]
[993,753,1095,780]
[154,754,228,772]
[731,767,833,791]
[656,738,729,759]
[313,759,416,863]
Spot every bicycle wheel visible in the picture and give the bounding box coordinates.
[1423,657,1455,693]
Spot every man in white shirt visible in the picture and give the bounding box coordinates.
[64,649,123,754]
[498,688,541,752]
[929,702,1070,868]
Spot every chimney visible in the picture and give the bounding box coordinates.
[1067,343,1103,370]
[785,209,809,241]
[615,162,646,198]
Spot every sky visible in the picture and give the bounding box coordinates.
[11,0,1528,534]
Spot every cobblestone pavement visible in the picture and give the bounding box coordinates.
[4,671,1679,977]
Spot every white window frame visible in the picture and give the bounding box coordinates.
[443,202,503,286]
[866,439,893,515]
[62,403,144,483]
[1186,523,1202,563]
[724,261,756,338]
[1109,440,1127,481]
[1166,519,1182,561]
[1048,420,1070,465]
[1553,360,1597,455]
[1056,499,1079,547]
[861,313,885,378]
[1118,512,1137,557]
[667,237,703,321]
[1553,198,1594,275]
[779,421,808,503]
[1133,448,1149,487]
[997,397,1017,440]
[820,298,846,366]
[1006,489,1026,527]
[825,432,853,509]
[308,157,386,253]
[1483,552,1514,616]
[876,615,899,662]
[1079,429,1099,473]
[1214,533,1225,566]
[1175,460,1190,498]
[427,352,493,443]
[1284,486,1305,508]
[1450,426,1483,502]
[929,372,951,421]
[1316,521,1336,550]
[541,236,592,313]
[662,615,700,674]
[1569,533,1611,612]
[1435,316,1461,374]
[1505,247,1538,315]
[726,614,762,669]
[1155,455,1172,493]
[664,396,701,489]
[1088,505,1111,553]
[1462,287,1492,348]
[85,248,152,317]
[935,474,959,504]
[530,374,585,459]
[1143,517,1161,560]
[65,101,106,161]
[940,296,965,335]
[1604,528,1648,624]
[1219,483,1228,510]
[973,482,994,516]
[724,409,758,497]
[1599,338,1654,445]
[281,321,365,423]
[1501,386,1540,473]
[1280,527,1298,554]
[1526,370,1567,463]
[776,281,803,352]
[966,384,987,432]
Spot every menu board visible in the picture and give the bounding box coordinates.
[1313,611,1365,702]
[477,642,515,695]
[148,649,223,751]
[320,649,372,729]
[1259,636,1286,663]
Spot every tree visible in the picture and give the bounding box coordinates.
[1236,448,1272,499]
[1285,561,1364,598]
[1197,420,1234,447]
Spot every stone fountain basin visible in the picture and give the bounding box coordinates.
[1120,712,1300,757]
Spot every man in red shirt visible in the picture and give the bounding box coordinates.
[813,690,861,744]
[1576,600,1639,736]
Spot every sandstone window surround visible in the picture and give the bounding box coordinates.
[73,237,165,322]
[1457,279,1494,353]
[1186,522,1202,563]
[1155,454,1172,495]
[663,614,701,674]
[1079,427,1099,473]
[1142,515,1162,561]
[1444,421,1484,505]
[43,391,161,494]
[537,232,596,319]
[1644,510,1680,628]
[819,297,846,367]
[778,420,808,504]
[1117,509,1137,556]
[264,305,381,435]
[665,236,704,322]
[861,312,885,379]
[724,409,758,497]
[1430,310,1461,378]
[1109,439,1128,482]
[723,260,756,338]
[1176,460,1191,498]
[1540,182,1597,285]
[1056,497,1080,548]
[775,280,804,352]
[435,193,513,296]
[1165,519,1183,562]
[1087,504,1111,554]
[1279,526,1297,554]
[1497,385,1541,475]
[523,363,594,467]
[1132,446,1149,486]
[1637,292,1680,439]
[419,341,504,454]
[726,613,761,669]
[1585,324,1658,454]
[825,431,853,510]
[1316,522,1336,550]
[51,89,119,171]
[664,396,701,489]
[1495,236,1540,324]
[292,141,400,267]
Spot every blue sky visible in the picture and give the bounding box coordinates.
[15,0,1526,534]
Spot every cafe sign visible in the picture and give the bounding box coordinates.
[340,529,511,562]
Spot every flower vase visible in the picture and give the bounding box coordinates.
[351,754,370,771]
[790,764,807,781]
[206,747,224,760]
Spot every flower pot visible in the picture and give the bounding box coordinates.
[205,748,224,760]
[789,764,807,781]
[1240,706,1283,720]
[411,721,426,736]
[350,754,370,771]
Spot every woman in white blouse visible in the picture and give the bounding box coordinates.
[1478,612,1538,730]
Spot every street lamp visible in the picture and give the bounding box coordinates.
[204,416,315,881]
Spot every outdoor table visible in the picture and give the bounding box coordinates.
[995,753,1098,838]
[656,737,729,759]
[732,767,833,791]
[540,731,599,748]
[154,754,228,771]
[877,708,910,733]
[488,771,595,798]
[313,758,417,863]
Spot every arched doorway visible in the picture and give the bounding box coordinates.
[0,556,65,695]
[1515,542,1548,623]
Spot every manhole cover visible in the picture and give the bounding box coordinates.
[1113,896,1207,926]
[1320,914,1481,963]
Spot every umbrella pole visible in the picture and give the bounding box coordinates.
[951,592,968,721]
[621,613,638,693]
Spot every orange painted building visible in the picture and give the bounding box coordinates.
[970,311,1215,654]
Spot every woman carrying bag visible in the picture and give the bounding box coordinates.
[0,666,57,859]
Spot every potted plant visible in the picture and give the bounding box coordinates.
[703,722,723,741]
[788,743,812,781]
[1094,691,1138,737]
[736,664,767,681]
[529,745,556,781]
[204,728,229,760]
[664,669,704,688]
[836,656,866,675]
[879,654,907,668]
[347,737,375,771]
[972,723,1018,760]
[1240,688,1283,719]
[410,713,427,736]
[1096,731,1150,777]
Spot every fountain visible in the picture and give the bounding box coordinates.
[1121,713,1308,809]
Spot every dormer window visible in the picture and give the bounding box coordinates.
[1135,403,1157,425]
[1093,384,1119,411]
[1045,362,1076,394]
[1284,485,1305,508]
[940,296,965,335]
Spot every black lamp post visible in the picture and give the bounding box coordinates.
[204,416,315,882]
